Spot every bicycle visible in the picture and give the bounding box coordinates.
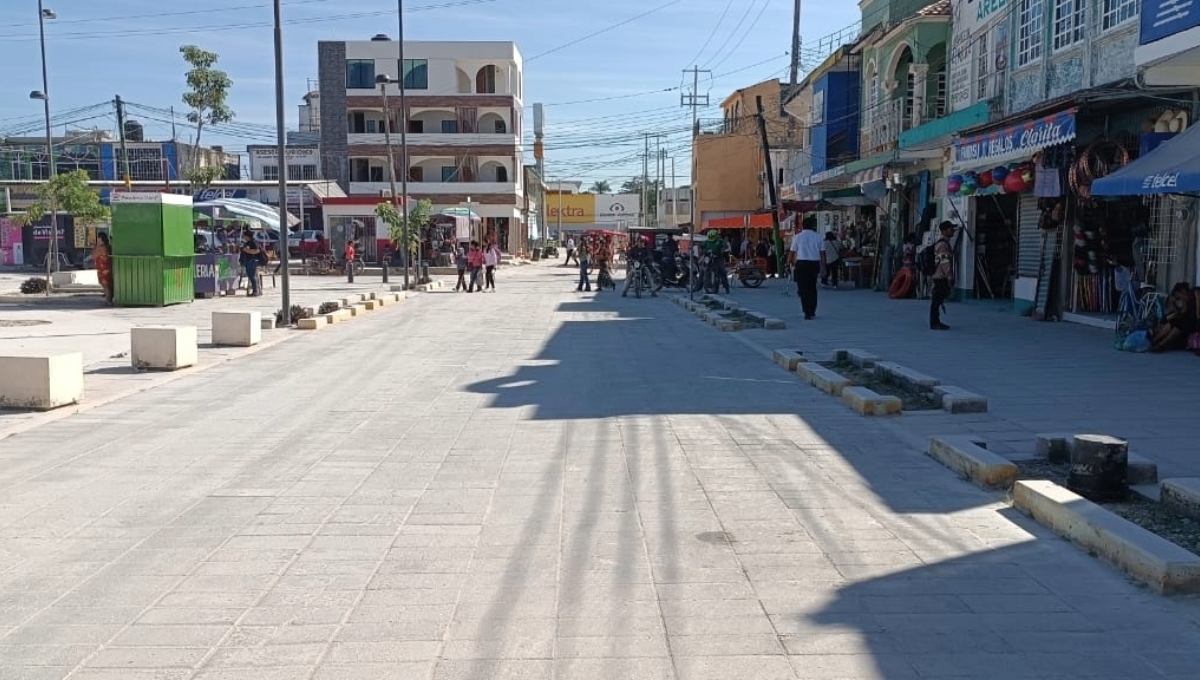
[303,254,336,275]
[1114,266,1164,349]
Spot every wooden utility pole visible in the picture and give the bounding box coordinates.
[755,96,786,280]
[789,0,802,93]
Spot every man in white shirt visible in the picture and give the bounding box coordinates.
[788,216,823,320]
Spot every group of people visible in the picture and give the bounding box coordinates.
[453,240,503,292]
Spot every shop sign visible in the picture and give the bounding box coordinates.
[806,165,847,185]
[194,188,248,201]
[1143,172,1180,190]
[953,109,1077,168]
[31,225,65,241]
[1140,0,1200,46]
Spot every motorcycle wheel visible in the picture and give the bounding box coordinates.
[740,269,765,288]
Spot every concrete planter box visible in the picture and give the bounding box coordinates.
[0,353,84,410]
[212,311,262,347]
[131,326,198,370]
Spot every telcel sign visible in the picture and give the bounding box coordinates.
[546,194,640,224]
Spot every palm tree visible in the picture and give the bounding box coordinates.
[588,180,612,194]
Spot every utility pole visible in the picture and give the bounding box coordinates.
[642,134,650,227]
[681,66,710,300]
[755,95,786,283]
[789,0,802,94]
[114,95,132,189]
[397,0,412,288]
[272,0,292,321]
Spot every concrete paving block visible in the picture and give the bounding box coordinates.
[1126,453,1158,485]
[363,299,380,310]
[211,311,262,347]
[934,385,988,413]
[325,309,352,325]
[841,386,901,416]
[297,318,323,330]
[51,269,100,287]
[1161,479,1200,521]
[795,363,852,396]
[131,326,198,371]
[389,284,406,292]
[714,319,741,332]
[1035,433,1074,463]
[744,310,768,323]
[876,361,940,390]
[0,353,84,410]
[927,435,1018,489]
[763,318,786,330]
[772,349,807,372]
[1014,479,1200,594]
[261,317,276,330]
[845,349,880,368]
[340,297,357,308]
[349,304,368,317]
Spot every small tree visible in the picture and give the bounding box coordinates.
[180,45,235,169]
[375,198,433,257]
[186,165,225,190]
[19,169,109,230]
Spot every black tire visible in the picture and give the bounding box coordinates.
[740,269,765,288]
[704,270,719,294]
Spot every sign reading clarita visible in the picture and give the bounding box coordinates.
[954,109,1077,168]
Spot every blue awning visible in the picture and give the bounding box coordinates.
[1091,124,1200,195]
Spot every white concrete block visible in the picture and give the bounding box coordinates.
[796,363,852,396]
[131,326,198,371]
[877,361,940,390]
[211,311,262,347]
[0,353,84,410]
[934,385,988,413]
[349,304,368,317]
[1161,478,1200,521]
[1126,453,1158,486]
[261,317,276,330]
[763,318,787,330]
[772,349,807,372]
[845,349,880,368]
[51,270,99,287]
[297,317,324,330]
[842,386,901,416]
[1015,479,1200,594]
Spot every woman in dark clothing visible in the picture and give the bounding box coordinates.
[240,233,264,296]
[1151,282,1196,352]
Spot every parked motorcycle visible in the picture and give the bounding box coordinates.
[690,254,724,294]
[654,255,691,289]
[732,259,766,288]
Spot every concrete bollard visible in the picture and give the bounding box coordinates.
[131,326,198,371]
[1069,434,1129,502]
[212,311,262,347]
[0,353,84,410]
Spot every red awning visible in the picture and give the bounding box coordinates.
[704,213,776,229]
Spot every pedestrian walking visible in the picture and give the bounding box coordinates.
[789,216,822,320]
[930,221,956,330]
[466,241,485,292]
[240,232,264,297]
[93,232,114,306]
[821,231,844,288]
[564,235,578,266]
[483,241,501,291]
[454,243,469,292]
[576,236,592,292]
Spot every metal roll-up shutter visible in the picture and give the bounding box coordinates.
[1017,194,1042,277]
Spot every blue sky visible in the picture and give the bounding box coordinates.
[0,0,859,187]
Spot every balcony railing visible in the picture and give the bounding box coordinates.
[349,181,520,196]
[865,98,908,152]
[347,132,520,147]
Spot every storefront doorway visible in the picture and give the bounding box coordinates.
[973,193,1018,299]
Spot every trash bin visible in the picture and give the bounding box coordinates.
[419,261,430,284]
[531,248,541,261]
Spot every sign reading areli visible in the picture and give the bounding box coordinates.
[953,109,1077,171]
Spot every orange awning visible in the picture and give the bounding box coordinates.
[704,213,776,229]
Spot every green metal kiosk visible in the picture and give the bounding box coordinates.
[110,192,195,306]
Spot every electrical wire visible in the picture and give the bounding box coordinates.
[704,0,773,74]
[526,0,683,62]
[683,0,735,68]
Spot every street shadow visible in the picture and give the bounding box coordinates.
[464,293,990,515]
[798,518,1200,679]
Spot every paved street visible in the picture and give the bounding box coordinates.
[719,278,1200,478]
[1,261,1199,680]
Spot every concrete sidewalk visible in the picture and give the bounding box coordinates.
[694,279,1200,477]
[0,275,437,440]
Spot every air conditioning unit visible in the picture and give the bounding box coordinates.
[379,189,392,198]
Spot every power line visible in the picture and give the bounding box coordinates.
[526,0,683,61]
[683,0,735,68]
[705,0,773,73]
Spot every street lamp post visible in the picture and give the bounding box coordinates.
[32,3,57,291]
[376,74,403,280]
[397,0,412,289]
[272,0,291,320]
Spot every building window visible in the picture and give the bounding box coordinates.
[494,119,507,134]
[1017,0,1045,66]
[408,120,424,133]
[441,166,459,182]
[1101,0,1137,30]
[288,164,318,181]
[1052,0,1085,52]
[346,59,375,89]
[409,166,423,182]
[401,59,428,89]
[441,120,458,134]
[976,32,990,101]
[476,65,498,94]
[262,164,279,181]
[496,166,508,183]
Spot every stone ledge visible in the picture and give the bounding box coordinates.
[0,353,84,411]
[363,299,381,310]
[131,327,198,371]
[841,386,901,416]
[876,361,940,390]
[349,304,368,317]
[1034,433,1157,484]
[1127,453,1159,485]
[928,435,1017,489]
[714,319,741,332]
[297,318,324,330]
[1161,479,1200,521]
[325,309,353,324]
[796,363,852,396]
[744,310,768,323]
[261,317,277,330]
[934,385,988,413]
[763,318,786,330]
[1013,479,1200,594]
[772,349,807,372]
[844,349,880,368]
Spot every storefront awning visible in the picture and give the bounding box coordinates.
[952,108,1077,172]
[1092,123,1200,195]
[194,198,300,230]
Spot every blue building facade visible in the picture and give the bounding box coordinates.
[810,70,861,175]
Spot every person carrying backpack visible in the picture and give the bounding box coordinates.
[928,221,957,330]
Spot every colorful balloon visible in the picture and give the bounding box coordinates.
[979,170,994,188]
[992,166,1009,183]
[1003,172,1026,193]
[959,183,976,196]
[947,178,962,194]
